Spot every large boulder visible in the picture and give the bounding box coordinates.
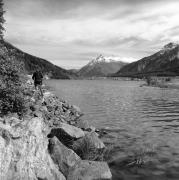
[67,160,112,180]
[48,123,85,147]
[86,131,105,149]
[49,137,81,177]
[60,123,85,139]
[0,117,66,180]
[72,131,105,161]
[75,119,90,130]
[73,131,105,150]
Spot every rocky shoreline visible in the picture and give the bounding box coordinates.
[0,77,112,180]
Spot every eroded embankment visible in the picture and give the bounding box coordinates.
[0,78,112,180]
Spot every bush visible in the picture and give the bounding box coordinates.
[0,56,27,116]
[146,76,152,85]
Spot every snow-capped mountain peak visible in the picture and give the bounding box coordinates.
[163,42,179,50]
[159,42,179,55]
[88,54,120,66]
[78,54,127,77]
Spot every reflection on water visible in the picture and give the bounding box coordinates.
[46,80,179,180]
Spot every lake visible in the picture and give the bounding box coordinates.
[46,79,179,180]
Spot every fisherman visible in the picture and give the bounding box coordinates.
[32,69,43,97]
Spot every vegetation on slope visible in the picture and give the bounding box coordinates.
[78,55,127,77]
[112,43,179,78]
[0,41,77,79]
[0,54,27,116]
[78,61,127,77]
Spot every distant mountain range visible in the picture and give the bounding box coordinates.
[0,40,76,79]
[112,43,179,77]
[2,40,178,79]
[78,55,127,77]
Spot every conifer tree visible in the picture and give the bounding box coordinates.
[0,0,5,39]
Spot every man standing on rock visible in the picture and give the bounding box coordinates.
[32,69,43,97]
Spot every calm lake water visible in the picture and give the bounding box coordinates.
[46,79,179,180]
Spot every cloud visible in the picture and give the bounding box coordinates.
[4,0,179,69]
[5,0,178,20]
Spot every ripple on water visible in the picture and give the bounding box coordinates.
[46,80,179,180]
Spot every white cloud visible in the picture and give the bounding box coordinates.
[4,0,179,69]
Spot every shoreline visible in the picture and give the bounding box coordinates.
[0,76,112,180]
[141,83,179,89]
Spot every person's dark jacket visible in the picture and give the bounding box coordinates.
[32,71,43,84]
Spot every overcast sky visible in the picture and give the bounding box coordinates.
[4,0,179,69]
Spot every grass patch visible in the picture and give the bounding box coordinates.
[72,136,113,161]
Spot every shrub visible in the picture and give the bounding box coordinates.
[0,56,27,116]
[146,76,152,85]
[165,77,171,82]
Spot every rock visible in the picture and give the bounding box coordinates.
[0,117,66,180]
[84,131,99,137]
[70,105,84,119]
[48,123,85,148]
[96,129,108,138]
[75,119,90,130]
[84,126,96,133]
[60,123,85,139]
[40,105,48,112]
[53,118,61,126]
[4,116,21,127]
[72,131,105,161]
[27,79,33,85]
[44,91,53,98]
[67,160,112,180]
[47,105,54,112]
[74,131,105,151]
[87,132,105,149]
[71,105,81,114]
[55,109,62,116]
[42,95,83,124]
[63,103,70,109]
[49,137,81,177]
[32,104,41,112]
[48,128,74,148]
[0,117,4,123]
[30,97,36,102]
[33,111,43,118]
[90,126,96,132]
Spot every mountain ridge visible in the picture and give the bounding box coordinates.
[111,42,179,77]
[0,40,77,79]
[78,55,128,77]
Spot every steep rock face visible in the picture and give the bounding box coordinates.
[49,137,112,180]
[48,124,85,148]
[0,117,66,180]
[49,137,81,177]
[0,40,76,79]
[48,123,85,142]
[78,55,127,77]
[113,43,179,77]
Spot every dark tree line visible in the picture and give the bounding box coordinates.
[0,0,5,39]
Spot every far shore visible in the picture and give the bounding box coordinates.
[140,77,179,89]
